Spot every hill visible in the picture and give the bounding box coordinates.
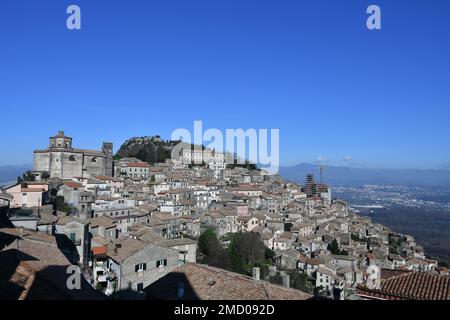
[0,165,32,186]
[114,136,181,163]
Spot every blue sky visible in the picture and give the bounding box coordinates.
[0,0,449,168]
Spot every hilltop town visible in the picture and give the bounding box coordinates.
[1,131,449,300]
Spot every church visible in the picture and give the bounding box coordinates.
[33,131,113,180]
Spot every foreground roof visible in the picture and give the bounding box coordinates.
[356,269,450,300]
[0,229,105,300]
[145,262,312,300]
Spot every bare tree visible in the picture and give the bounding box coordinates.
[237,232,266,266]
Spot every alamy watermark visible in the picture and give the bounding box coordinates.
[66,265,81,290]
[64,4,381,31]
[367,5,381,30]
[170,121,280,175]
[66,5,81,30]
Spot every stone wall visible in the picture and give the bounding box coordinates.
[120,244,179,291]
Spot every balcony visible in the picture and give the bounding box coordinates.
[97,274,108,283]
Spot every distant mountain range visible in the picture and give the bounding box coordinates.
[2,160,450,188]
[436,161,450,170]
[0,165,32,186]
[279,163,450,187]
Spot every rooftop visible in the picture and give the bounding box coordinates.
[145,263,312,300]
[356,269,450,300]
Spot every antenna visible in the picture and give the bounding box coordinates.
[320,165,324,184]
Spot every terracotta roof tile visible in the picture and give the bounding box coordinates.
[145,263,312,300]
[357,270,450,300]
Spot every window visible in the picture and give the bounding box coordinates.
[135,263,147,272]
[69,233,76,242]
[137,283,144,291]
[156,259,168,268]
[92,157,98,163]
[69,155,76,162]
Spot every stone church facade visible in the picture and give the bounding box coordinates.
[33,131,113,180]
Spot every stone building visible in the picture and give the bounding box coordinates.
[33,131,113,180]
[92,237,179,294]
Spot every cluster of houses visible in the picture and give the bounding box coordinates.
[1,133,448,300]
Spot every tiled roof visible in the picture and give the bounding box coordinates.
[145,263,312,300]
[356,270,450,300]
[21,188,45,192]
[106,237,148,263]
[64,181,83,189]
[92,246,108,256]
[123,162,150,168]
[298,255,321,266]
[237,215,256,222]
[88,216,116,229]
[0,230,105,300]
[0,228,57,246]
[95,175,123,182]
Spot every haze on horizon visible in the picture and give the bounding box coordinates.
[0,0,449,169]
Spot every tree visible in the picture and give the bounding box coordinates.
[328,239,340,255]
[439,260,449,268]
[53,195,71,213]
[269,272,283,285]
[227,233,246,274]
[41,172,51,181]
[197,228,230,269]
[21,171,36,182]
[50,188,58,197]
[289,271,313,294]
[328,239,348,255]
[206,240,230,270]
[198,229,218,257]
[136,149,152,163]
[236,232,266,266]
[265,247,276,261]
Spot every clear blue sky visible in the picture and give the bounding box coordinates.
[0,0,449,168]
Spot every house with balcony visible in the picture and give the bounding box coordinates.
[91,237,179,295]
[55,215,90,265]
